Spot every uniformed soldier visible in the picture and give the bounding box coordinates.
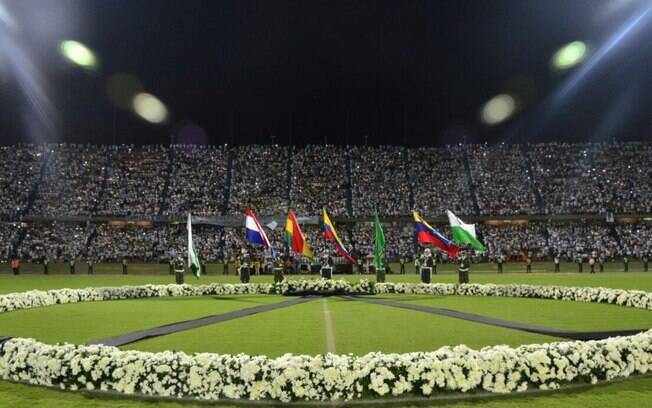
[526,256,532,273]
[399,256,406,274]
[240,252,251,283]
[554,255,560,273]
[458,251,470,284]
[321,252,334,280]
[577,255,583,273]
[598,255,605,272]
[420,248,434,283]
[43,257,49,275]
[174,257,185,284]
[497,255,504,274]
[122,258,128,275]
[623,256,629,272]
[69,259,76,275]
[413,255,421,275]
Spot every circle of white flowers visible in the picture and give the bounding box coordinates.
[1,279,651,402]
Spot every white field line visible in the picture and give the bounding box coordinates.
[321,298,336,354]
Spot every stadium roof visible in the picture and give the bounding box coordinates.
[1,0,651,146]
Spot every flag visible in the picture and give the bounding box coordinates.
[323,208,356,264]
[245,209,276,258]
[285,210,313,257]
[447,210,486,253]
[412,211,460,258]
[187,213,201,278]
[373,212,385,270]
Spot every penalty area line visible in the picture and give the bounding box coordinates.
[322,298,337,354]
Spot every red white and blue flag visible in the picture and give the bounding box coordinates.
[413,211,460,258]
[245,209,276,257]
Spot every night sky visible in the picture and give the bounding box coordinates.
[1,0,651,146]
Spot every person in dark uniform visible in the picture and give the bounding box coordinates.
[239,252,251,283]
[554,255,560,273]
[43,257,49,275]
[399,256,406,275]
[223,258,229,275]
[623,256,629,272]
[12,258,20,275]
[168,259,175,275]
[320,252,334,279]
[497,255,504,274]
[122,258,128,275]
[420,248,434,283]
[526,256,532,273]
[458,251,470,284]
[88,259,94,275]
[576,255,583,273]
[598,255,605,272]
[69,259,76,275]
[174,257,185,284]
[644,254,649,272]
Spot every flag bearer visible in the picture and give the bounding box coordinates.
[458,251,470,284]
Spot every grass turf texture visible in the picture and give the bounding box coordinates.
[2,272,652,406]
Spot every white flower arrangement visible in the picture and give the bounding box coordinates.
[1,280,651,402]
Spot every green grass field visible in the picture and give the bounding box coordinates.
[1,269,652,407]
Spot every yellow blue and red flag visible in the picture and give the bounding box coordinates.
[323,208,356,264]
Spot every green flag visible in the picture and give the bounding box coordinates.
[187,213,201,278]
[446,210,486,253]
[374,212,385,270]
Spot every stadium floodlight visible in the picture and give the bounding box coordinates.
[132,92,168,124]
[59,40,98,69]
[480,94,515,125]
[551,41,588,71]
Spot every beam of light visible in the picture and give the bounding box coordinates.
[502,2,652,142]
[551,41,588,71]
[133,93,168,124]
[480,94,516,125]
[0,2,58,142]
[60,40,98,69]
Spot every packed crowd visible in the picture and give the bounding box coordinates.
[290,145,349,216]
[467,144,539,215]
[164,145,228,217]
[229,145,289,216]
[0,145,41,219]
[528,142,652,215]
[349,146,411,216]
[95,145,168,217]
[408,145,475,216]
[1,142,652,219]
[30,145,106,217]
[16,222,93,261]
[3,220,651,263]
